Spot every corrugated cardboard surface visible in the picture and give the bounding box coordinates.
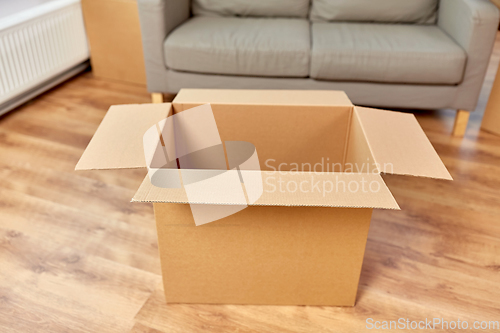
[482,109,500,136]
[74,90,453,306]
[345,108,377,170]
[482,76,500,135]
[482,58,500,136]
[154,203,373,306]
[133,171,400,209]
[173,89,353,107]
[82,0,147,85]
[173,90,353,173]
[355,107,453,180]
[75,103,172,170]
[175,103,351,173]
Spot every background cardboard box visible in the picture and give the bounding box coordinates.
[81,0,146,85]
[482,64,500,136]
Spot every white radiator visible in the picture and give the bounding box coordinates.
[0,0,89,111]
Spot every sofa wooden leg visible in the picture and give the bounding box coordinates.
[452,109,470,137]
[151,93,164,104]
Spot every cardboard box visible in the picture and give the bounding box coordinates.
[76,89,452,306]
[482,64,500,136]
[81,0,147,85]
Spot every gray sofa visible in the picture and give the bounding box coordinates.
[137,0,499,136]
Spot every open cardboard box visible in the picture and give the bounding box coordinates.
[76,89,451,306]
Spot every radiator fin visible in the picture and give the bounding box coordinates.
[0,2,89,104]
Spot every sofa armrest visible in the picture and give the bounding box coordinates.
[438,0,499,111]
[138,0,190,92]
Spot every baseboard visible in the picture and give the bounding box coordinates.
[0,61,90,117]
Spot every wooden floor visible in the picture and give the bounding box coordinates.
[1,38,500,333]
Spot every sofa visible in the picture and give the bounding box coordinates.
[137,0,499,136]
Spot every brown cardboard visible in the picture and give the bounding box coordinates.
[482,75,500,136]
[355,107,453,179]
[75,89,452,306]
[81,0,147,85]
[482,48,500,136]
[75,103,172,170]
[132,172,400,209]
[345,106,377,170]
[173,90,353,173]
[482,109,500,136]
[155,204,372,306]
[172,89,354,107]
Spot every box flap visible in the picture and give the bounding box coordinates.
[132,171,400,210]
[173,89,353,107]
[355,107,452,180]
[75,103,172,170]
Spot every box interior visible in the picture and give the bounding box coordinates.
[171,89,359,173]
[75,89,451,210]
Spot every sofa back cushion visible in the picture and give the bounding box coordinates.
[192,0,311,18]
[310,0,438,24]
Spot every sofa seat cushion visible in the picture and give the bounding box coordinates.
[193,0,311,18]
[164,16,310,78]
[310,0,438,24]
[311,23,467,85]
